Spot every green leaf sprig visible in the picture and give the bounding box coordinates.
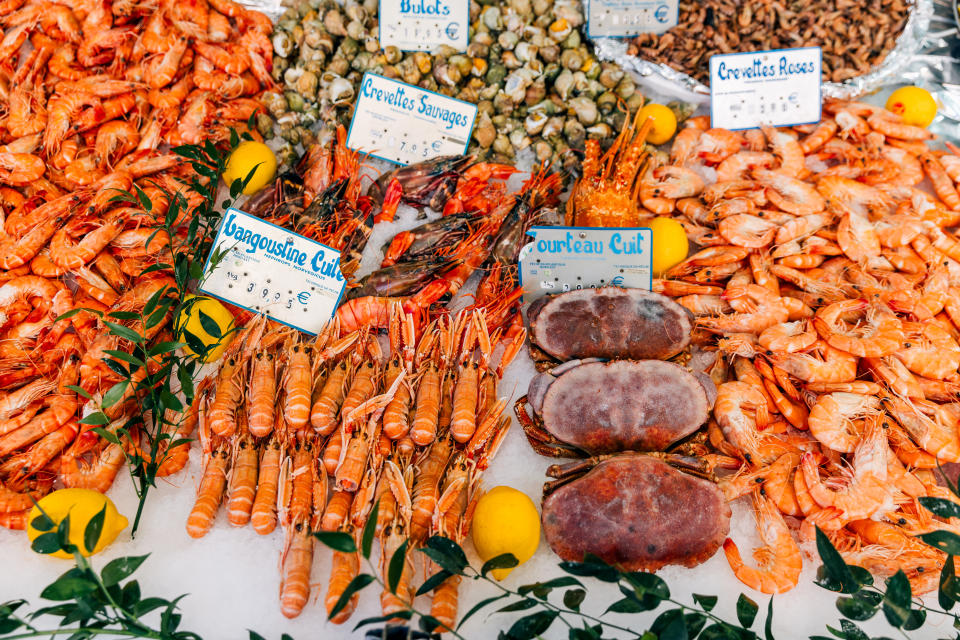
[62,123,262,537]
[311,502,769,640]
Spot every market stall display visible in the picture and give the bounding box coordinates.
[265,0,646,169]
[2,0,960,636]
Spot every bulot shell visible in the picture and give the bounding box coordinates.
[542,456,731,571]
[529,287,691,362]
[538,360,709,453]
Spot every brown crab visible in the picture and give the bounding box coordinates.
[542,454,731,571]
[515,359,714,457]
[526,287,692,370]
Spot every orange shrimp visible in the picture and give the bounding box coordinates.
[322,429,343,476]
[279,521,314,619]
[382,358,413,440]
[12,420,79,481]
[48,210,127,270]
[93,120,140,166]
[283,343,312,430]
[226,432,258,527]
[281,436,317,527]
[813,299,903,358]
[155,381,207,477]
[409,432,454,542]
[247,351,275,438]
[251,434,282,535]
[723,493,802,594]
[325,528,361,624]
[337,415,379,493]
[208,357,243,436]
[0,396,77,457]
[450,362,479,443]
[379,515,415,619]
[0,152,45,186]
[340,361,378,433]
[807,392,879,453]
[320,488,353,532]
[311,361,350,435]
[185,441,229,538]
[61,441,126,492]
[43,92,102,156]
[799,416,890,520]
[410,362,440,446]
[194,40,248,74]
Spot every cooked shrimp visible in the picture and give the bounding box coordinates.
[0,152,45,185]
[807,392,880,453]
[699,284,789,334]
[754,170,824,217]
[714,381,769,464]
[813,299,903,357]
[800,416,891,520]
[723,493,802,594]
[919,153,960,210]
[886,397,960,463]
[718,214,778,249]
[758,321,817,353]
[768,340,858,383]
[763,126,805,177]
[867,111,934,141]
[716,151,776,182]
[895,321,960,380]
[799,120,838,154]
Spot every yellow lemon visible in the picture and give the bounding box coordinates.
[648,216,689,276]
[223,141,277,195]
[28,489,128,559]
[176,295,235,362]
[885,86,937,128]
[471,486,540,580]
[638,103,678,146]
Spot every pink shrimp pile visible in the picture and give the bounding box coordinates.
[0,0,274,527]
[643,101,960,595]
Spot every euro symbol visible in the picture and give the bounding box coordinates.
[297,291,311,304]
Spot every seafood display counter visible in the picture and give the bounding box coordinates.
[1,0,960,637]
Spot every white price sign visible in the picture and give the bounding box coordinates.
[518,227,652,302]
[198,209,346,334]
[346,73,477,166]
[586,0,678,37]
[379,0,468,52]
[709,47,822,130]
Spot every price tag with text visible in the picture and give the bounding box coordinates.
[709,46,821,130]
[346,73,477,165]
[518,227,652,302]
[379,0,468,52]
[199,209,346,334]
[587,0,678,37]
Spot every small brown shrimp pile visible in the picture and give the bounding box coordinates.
[0,0,274,526]
[646,101,960,595]
[183,306,524,627]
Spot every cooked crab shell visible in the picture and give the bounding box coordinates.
[528,287,692,362]
[524,359,711,454]
[542,455,730,571]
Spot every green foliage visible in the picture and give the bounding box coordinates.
[310,533,769,640]
[71,133,246,537]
